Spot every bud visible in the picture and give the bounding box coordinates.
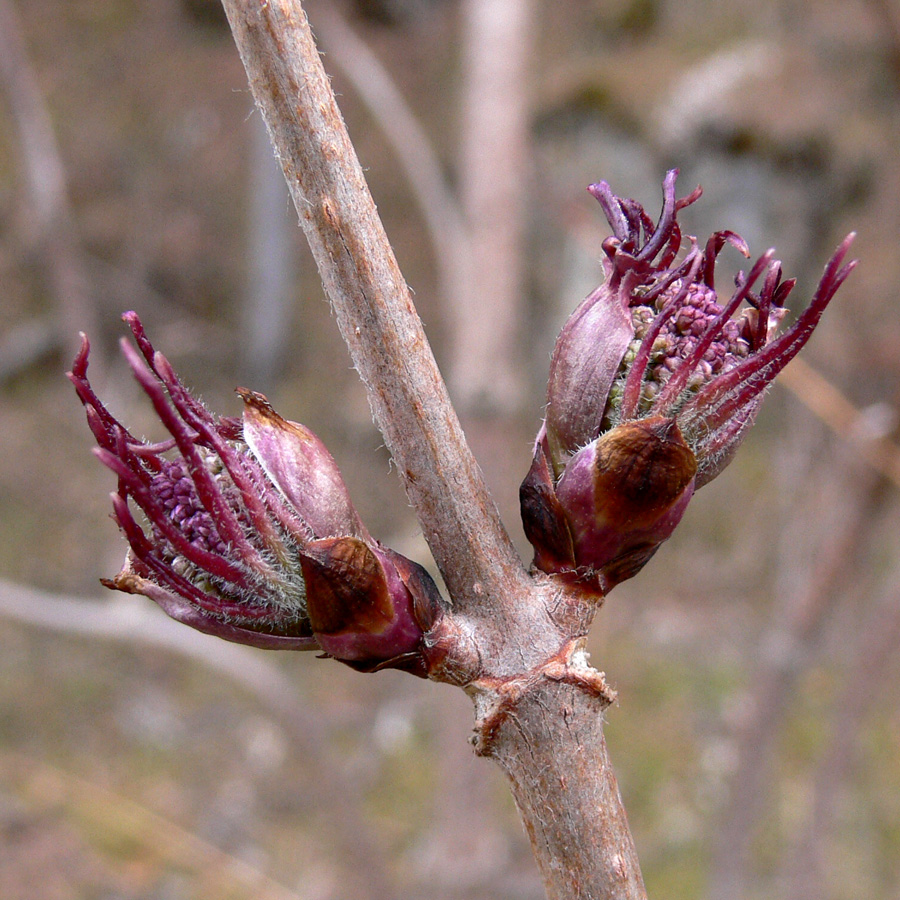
[69,313,442,672]
[555,417,696,589]
[523,171,856,591]
[239,388,366,541]
[299,538,440,676]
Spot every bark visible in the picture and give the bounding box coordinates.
[474,677,645,900]
[218,2,647,897]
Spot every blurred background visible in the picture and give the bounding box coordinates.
[1,0,899,898]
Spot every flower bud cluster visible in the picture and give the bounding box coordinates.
[70,313,443,675]
[522,170,856,594]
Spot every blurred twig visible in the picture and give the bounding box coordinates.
[784,572,900,898]
[0,579,403,900]
[0,0,96,369]
[868,0,900,88]
[240,114,297,389]
[452,0,534,413]
[779,357,900,488]
[0,580,300,700]
[2,751,303,900]
[708,450,889,900]
[308,0,534,414]
[305,0,473,331]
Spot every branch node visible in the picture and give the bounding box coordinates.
[469,638,616,757]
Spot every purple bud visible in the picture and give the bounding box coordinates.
[240,389,367,540]
[544,281,633,475]
[554,417,697,590]
[524,172,857,592]
[70,313,444,671]
[519,426,576,576]
[299,537,442,676]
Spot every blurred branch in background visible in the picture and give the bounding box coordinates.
[867,0,900,88]
[784,572,900,900]
[0,0,96,375]
[709,410,896,899]
[453,0,534,414]
[306,0,534,416]
[240,114,297,389]
[0,579,404,900]
[306,0,472,343]
[2,750,304,900]
[780,358,900,488]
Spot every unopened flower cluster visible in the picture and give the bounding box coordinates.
[70,314,442,675]
[521,170,855,593]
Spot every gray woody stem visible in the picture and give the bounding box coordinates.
[221,0,525,620]
[220,2,647,898]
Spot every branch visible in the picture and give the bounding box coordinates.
[708,461,887,899]
[453,0,533,412]
[784,579,900,898]
[309,0,533,414]
[778,357,900,488]
[219,0,527,618]
[475,672,644,900]
[0,0,96,353]
[218,4,648,898]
